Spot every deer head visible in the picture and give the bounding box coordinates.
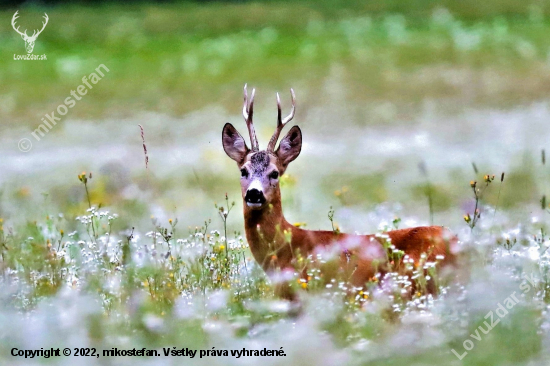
[222,85,302,210]
[12,11,49,54]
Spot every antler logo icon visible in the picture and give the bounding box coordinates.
[11,11,49,54]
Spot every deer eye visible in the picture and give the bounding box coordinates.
[269,171,279,180]
[240,168,249,178]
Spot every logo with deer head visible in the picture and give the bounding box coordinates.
[11,11,49,54]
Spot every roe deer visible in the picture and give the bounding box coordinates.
[222,85,457,299]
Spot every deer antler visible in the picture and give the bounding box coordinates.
[11,12,48,40]
[31,13,48,39]
[267,88,296,152]
[11,11,28,38]
[243,84,259,152]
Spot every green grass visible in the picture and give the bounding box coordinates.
[2,1,550,127]
[1,171,549,365]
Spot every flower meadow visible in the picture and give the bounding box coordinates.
[1,170,550,366]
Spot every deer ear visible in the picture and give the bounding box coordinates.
[222,123,249,164]
[276,125,302,169]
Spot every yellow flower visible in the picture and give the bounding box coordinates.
[17,187,31,198]
[301,282,308,289]
[78,171,88,183]
[142,281,149,287]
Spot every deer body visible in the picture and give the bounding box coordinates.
[242,163,454,290]
[223,85,456,297]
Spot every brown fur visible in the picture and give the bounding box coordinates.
[243,184,457,296]
[222,87,457,300]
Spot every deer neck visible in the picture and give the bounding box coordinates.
[243,188,293,268]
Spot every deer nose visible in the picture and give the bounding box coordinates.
[245,189,265,204]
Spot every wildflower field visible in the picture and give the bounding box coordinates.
[1,1,550,365]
